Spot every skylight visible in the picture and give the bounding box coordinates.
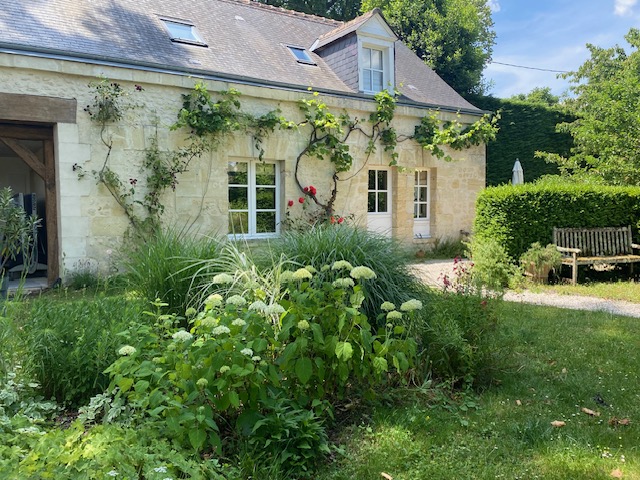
[287,46,316,65]
[161,18,207,46]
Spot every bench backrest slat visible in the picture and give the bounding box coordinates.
[553,226,633,256]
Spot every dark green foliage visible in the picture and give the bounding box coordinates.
[254,0,361,20]
[468,95,574,186]
[121,226,224,315]
[15,294,146,406]
[474,182,640,260]
[270,225,420,322]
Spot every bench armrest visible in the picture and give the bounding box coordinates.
[556,246,581,254]
[632,243,640,250]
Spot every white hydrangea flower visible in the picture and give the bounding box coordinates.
[279,270,294,283]
[172,331,193,342]
[297,320,310,331]
[381,301,396,312]
[332,277,355,289]
[305,265,317,274]
[200,317,217,328]
[400,299,423,312]
[212,273,234,284]
[226,295,247,306]
[251,355,262,362]
[331,260,354,271]
[240,348,254,356]
[350,266,377,280]
[219,365,230,374]
[292,268,313,280]
[212,325,231,336]
[205,294,223,308]
[118,345,136,356]
[153,466,168,473]
[249,300,268,312]
[386,310,403,321]
[231,318,246,327]
[265,304,285,315]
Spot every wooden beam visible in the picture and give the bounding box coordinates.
[43,139,59,285]
[0,124,53,140]
[0,93,76,124]
[0,137,46,179]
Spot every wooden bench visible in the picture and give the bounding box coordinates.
[553,226,640,285]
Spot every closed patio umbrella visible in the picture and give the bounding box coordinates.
[512,159,524,185]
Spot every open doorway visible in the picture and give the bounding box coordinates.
[0,123,59,288]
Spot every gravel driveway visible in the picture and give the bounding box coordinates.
[410,259,640,318]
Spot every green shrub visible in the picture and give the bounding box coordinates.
[105,261,417,471]
[270,225,421,323]
[474,182,640,259]
[465,237,519,291]
[120,226,224,314]
[16,294,146,406]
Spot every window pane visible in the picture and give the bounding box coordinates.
[368,170,376,190]
[256,212,276,233]
[371,49,383,69]
[363,48,371,68]
[363,71,372,92]
[377,170,387,190]
[414,186,419,202]
[228,162,248,185]
[378,192,387,212]
[419,204,428,218]
[414,204,418,218]
[256,187,276,209]
[419,187,428,202]
[229,212,248,234]
[255,163,276,185]
[229,186,248,209]
[368,192,376,212]
[372,71,383,92]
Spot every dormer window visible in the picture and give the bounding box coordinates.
[358,38,394,94]
[160,18,207,47]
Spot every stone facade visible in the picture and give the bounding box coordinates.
[0,53,485,277]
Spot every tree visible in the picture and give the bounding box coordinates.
[254,0,361,21]
[509,87,560,107]
[538,28,640,185]
[361,0,496,96]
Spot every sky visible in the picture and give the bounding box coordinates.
[485,0,640,98]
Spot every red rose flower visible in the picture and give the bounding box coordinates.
[287,200,294,207]
[338,217,344,224]
[309,185,317,196]
[330,216,336,224]
[303,187,309,193]
[298,197,305,204]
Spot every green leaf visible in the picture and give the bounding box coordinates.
[189,427,207,451]
[295,357,313,384]
[335,341,353,361]
[373,356,388,374]
[229,390,240,408]
[117,377,134,392]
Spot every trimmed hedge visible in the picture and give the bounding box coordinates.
[468,95,574,186]
[474,183,640,259]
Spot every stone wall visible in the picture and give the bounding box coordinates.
[0,52,485,275]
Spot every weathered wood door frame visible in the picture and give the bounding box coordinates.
[0,123,59,285]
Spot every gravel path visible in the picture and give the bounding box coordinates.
[410,260,640,318]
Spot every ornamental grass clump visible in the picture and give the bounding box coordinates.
[271,224,423,323]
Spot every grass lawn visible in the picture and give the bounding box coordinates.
[319,301,640,479]
[531,280,640,304]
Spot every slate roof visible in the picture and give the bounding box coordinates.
[0,0,482,114]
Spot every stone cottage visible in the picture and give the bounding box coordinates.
[0,0,487,284]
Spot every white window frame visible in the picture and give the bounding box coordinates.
[413,169,431,239]
[358,36,395,94]
[160,18,207,46]
[228,160,281,239]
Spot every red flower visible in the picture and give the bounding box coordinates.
[337,217,344,224]
[298,197,305,204]
[303,187,309,193]
[287,200,294,207]
[330,216,336,224]
[309,185,317,196]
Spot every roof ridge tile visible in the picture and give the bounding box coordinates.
[215,0,343,26]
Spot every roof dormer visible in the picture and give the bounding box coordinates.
[311,9,397,95]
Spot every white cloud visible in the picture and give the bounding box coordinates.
[488,0,501,13]
[614,0,637,16]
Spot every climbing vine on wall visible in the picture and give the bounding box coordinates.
[81,77,498,235]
